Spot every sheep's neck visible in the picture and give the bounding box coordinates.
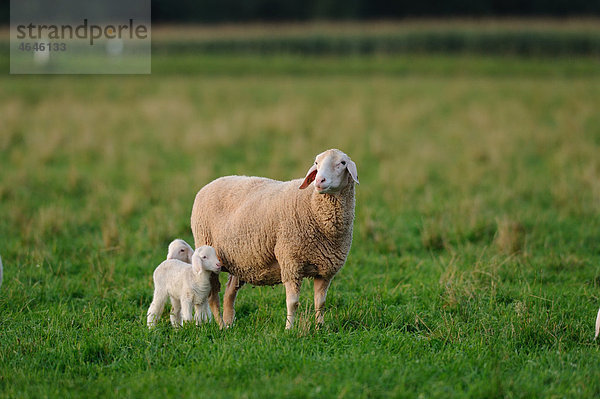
[310,181,355,239]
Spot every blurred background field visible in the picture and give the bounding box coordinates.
[3,19,600,74]
[1,12,600,399]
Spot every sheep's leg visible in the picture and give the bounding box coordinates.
[170,297,182,327]
[208,272,224,328]
[223,274,245,327]
[147,288,168,328]
[314,277,332,325]
[181,298,194,324]
[284,279,302,330]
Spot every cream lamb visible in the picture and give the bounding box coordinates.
[191,149,359,329]
[167,239,194,263]
[147,246,221,328]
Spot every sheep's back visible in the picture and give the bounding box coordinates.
[191,176,304,285]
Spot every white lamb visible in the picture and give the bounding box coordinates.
[166,239,194,263]
[147,246,222,328]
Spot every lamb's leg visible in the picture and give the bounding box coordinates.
[170,297,182,327]
[181,298,194,324]
[223,274,245,327]
[147,288,168,328]
[314,277,332,325]
[284,279,302,330]
[194,304,202,325]
[194,302,210,325]
[203,302,212,321]
[208,272,224,328]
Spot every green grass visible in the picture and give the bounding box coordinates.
[150,54,600,77]
[1,52,600,398]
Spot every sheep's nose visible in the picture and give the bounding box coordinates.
[317,177,326,184]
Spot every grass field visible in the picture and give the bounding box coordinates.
[1,30,600,397]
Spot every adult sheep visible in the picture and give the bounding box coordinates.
[191,149,359,329]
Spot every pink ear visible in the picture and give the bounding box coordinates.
[299,164,317,189]
[346,159,359,185]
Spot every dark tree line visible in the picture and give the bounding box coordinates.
[151,0,600,22]
[1,0,598,25]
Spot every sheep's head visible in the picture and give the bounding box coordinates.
[167,239,194,263]
[192,245,222,274]
[299,149,359,194]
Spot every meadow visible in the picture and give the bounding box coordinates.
[1,23,600,398]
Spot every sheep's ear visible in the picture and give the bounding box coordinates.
[299,164,317,189]
[346,159,359,185]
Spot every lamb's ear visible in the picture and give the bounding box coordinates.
[346,159,359,185]
[299,164,317,189]
[192,256,203,274]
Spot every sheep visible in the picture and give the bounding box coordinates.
[147,245,222,328]
[167,238,194,263]
[191,148,359,329]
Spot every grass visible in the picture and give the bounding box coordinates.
[6,53,600,77]
[1,48,600,396]
[150,54,600,77]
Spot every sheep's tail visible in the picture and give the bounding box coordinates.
[595,307,600,340]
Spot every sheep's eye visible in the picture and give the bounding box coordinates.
[180,249,184,252]
[314,161,318,165]
[341,161,346,165]
[202,256,207,259]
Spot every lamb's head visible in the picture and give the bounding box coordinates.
[191,245,222,274]
[299,149,359,194]
[167,239,194,263]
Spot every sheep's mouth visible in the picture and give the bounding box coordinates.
[315,184,330,193]
[316,185,337,194]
